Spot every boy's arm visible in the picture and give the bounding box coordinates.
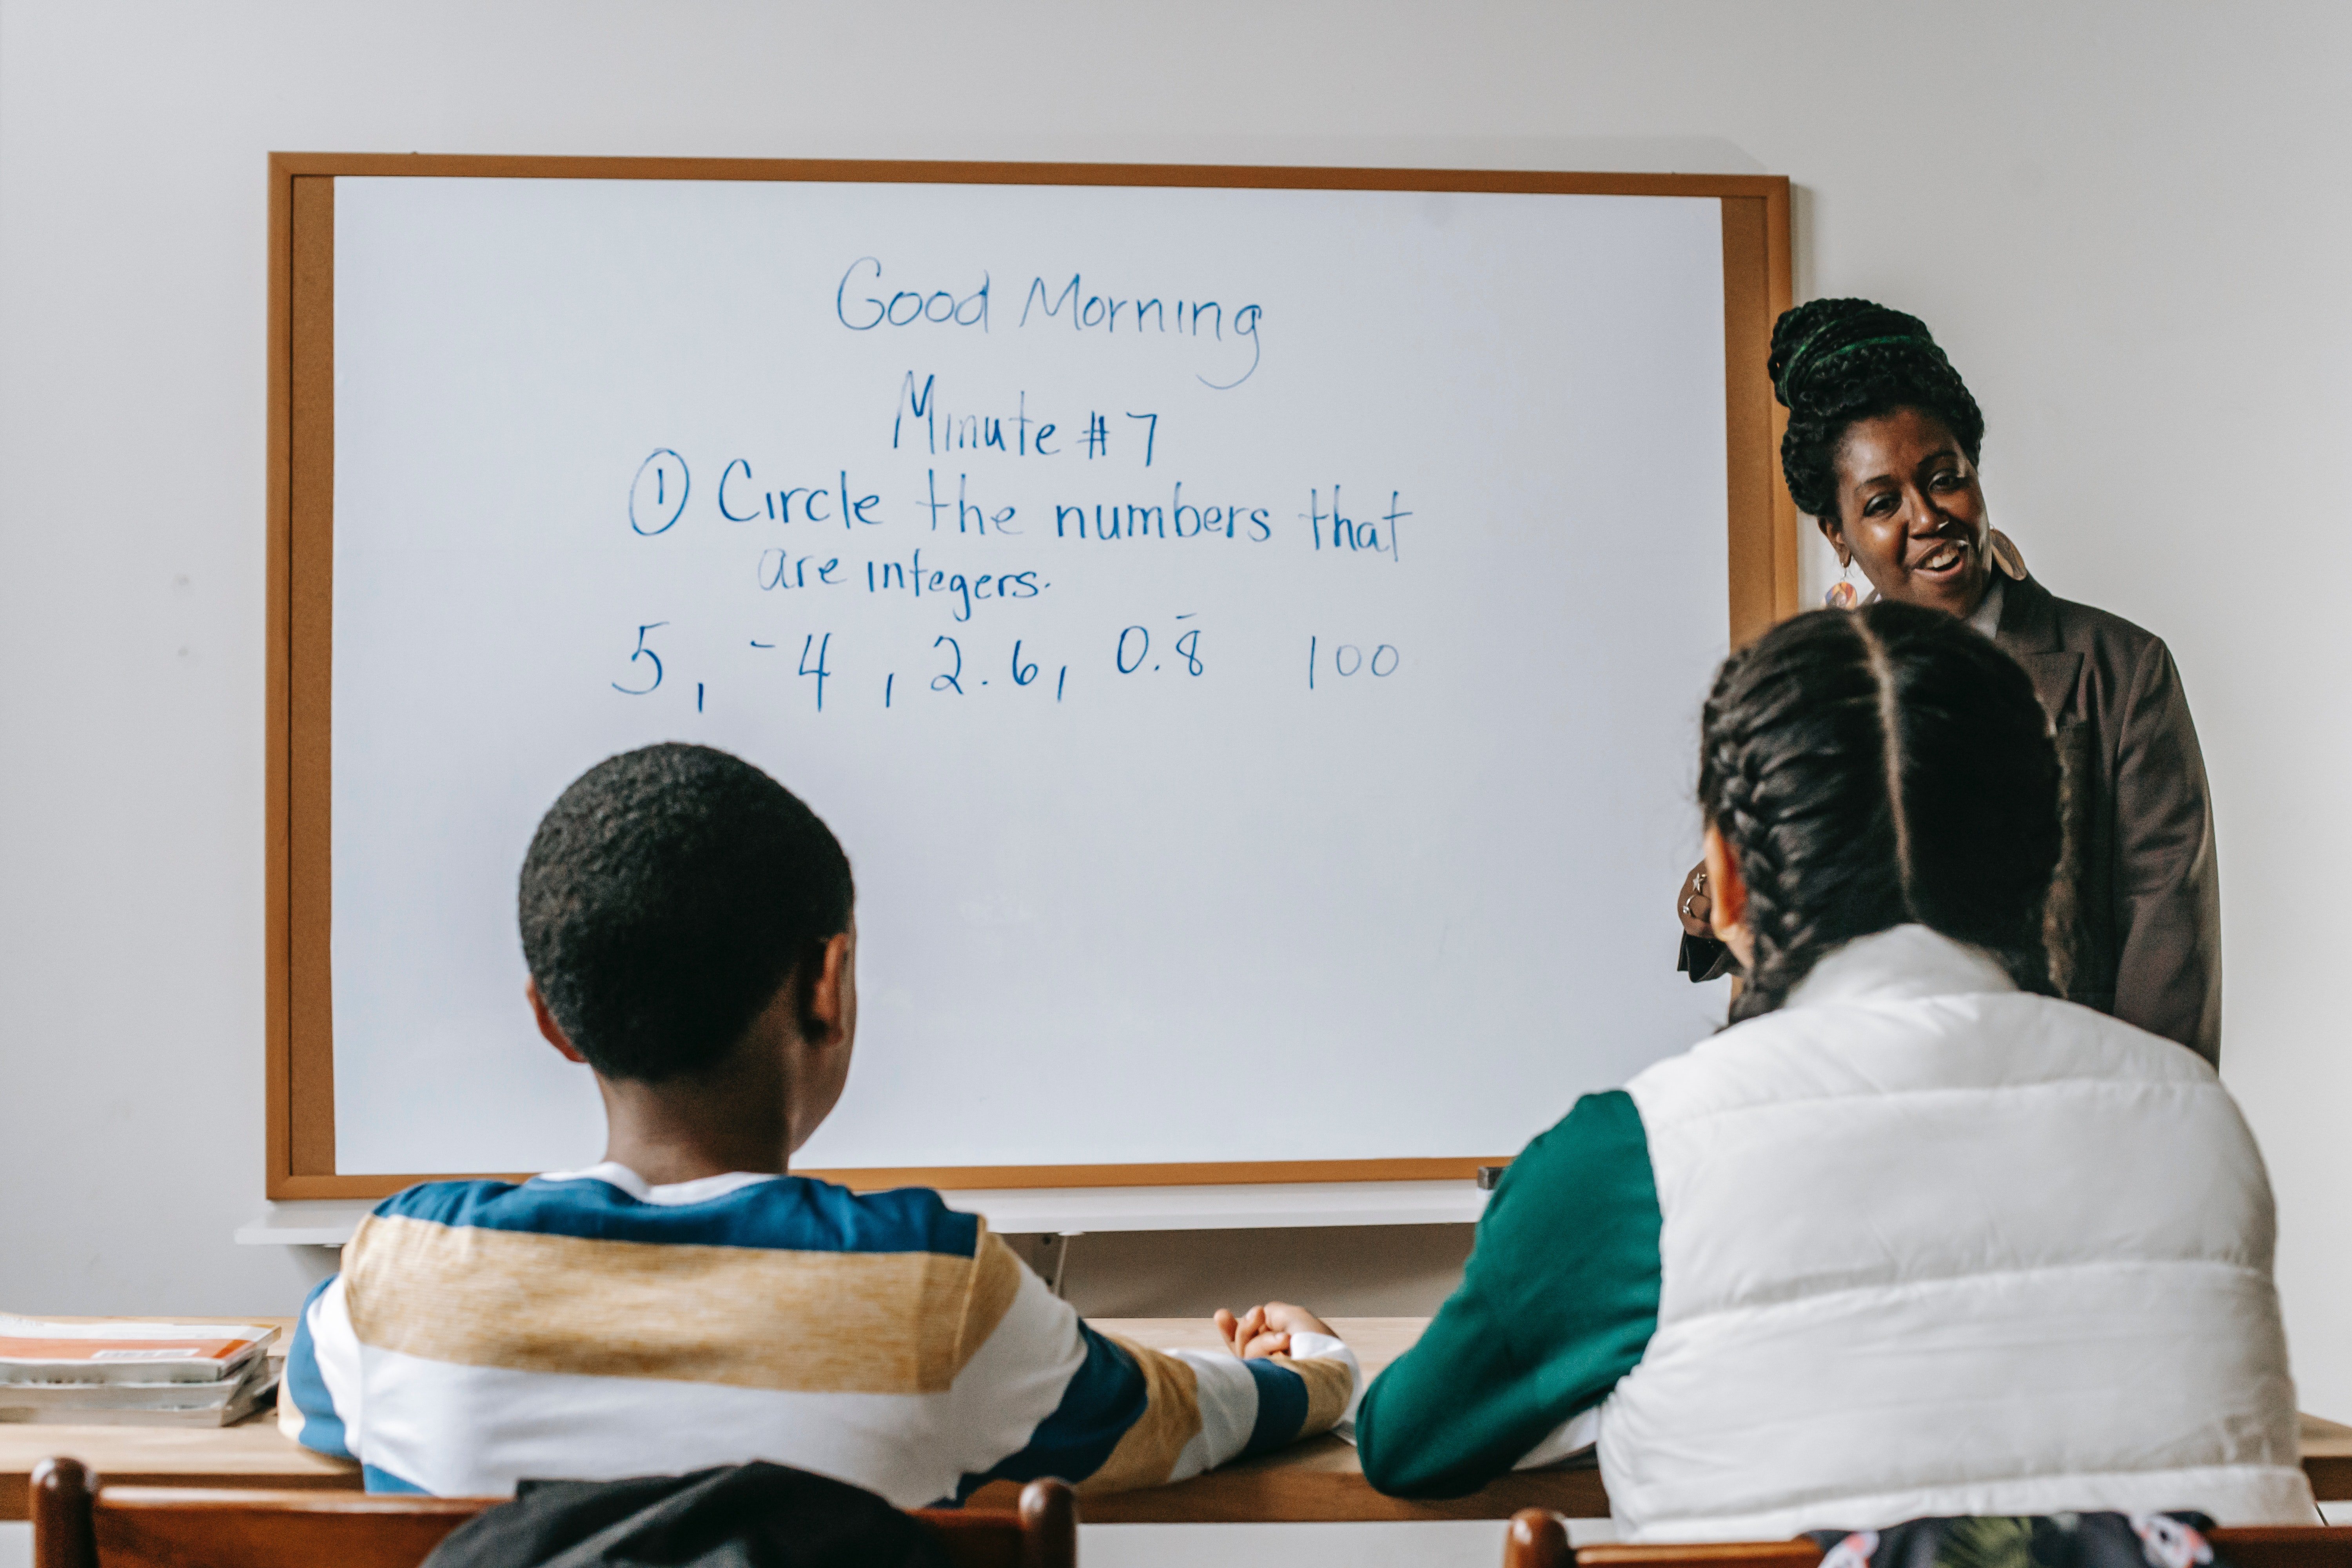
[279,1273,364,1461]
[1355,1090,1661,1498]
[944,1231,1359,1497]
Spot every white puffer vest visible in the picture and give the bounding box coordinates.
[1600,925,2313,1541]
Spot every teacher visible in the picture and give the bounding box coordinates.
[1675,298,2222,1065]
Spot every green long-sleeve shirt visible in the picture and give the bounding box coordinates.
[1356,1090,1664,1497]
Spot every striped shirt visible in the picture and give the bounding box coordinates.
[283,1162,1360,1504]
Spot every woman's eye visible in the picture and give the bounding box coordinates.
[1865,494,1896,514]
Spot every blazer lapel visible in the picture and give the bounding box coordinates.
[2018,653,2084,721]
[1996,573,2083,722]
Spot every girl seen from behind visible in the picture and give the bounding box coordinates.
[1356,601,2309,1539]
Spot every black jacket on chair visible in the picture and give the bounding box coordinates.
[1681,572,2222,1067]
[420,1463,953,1568]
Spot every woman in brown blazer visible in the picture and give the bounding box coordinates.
[1676,298,2222,1065]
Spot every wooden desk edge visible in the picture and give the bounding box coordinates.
[9,1434,2348,1525]
[971,1460,1610,1524]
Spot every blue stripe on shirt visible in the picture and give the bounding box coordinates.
[373,1174,978,1257]
[284,1276,352,1461]
[957,1323,1150,1499]
[1241,1358,1310,1456]
[362,1465,426,1494]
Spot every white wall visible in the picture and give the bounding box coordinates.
[3,0,2349,1434]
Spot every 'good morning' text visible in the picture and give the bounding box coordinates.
[835,258,1263,389]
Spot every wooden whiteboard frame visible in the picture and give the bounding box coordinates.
[263,154,1796,1200]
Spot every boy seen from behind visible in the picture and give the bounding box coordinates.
[284,743,1357,1501]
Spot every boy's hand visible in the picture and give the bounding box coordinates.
[1213,1302,1337,1359]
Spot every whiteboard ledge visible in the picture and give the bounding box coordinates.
[943,1180,1489,1235]
[236,1180,1486,1247]
[235,1201,380,1247]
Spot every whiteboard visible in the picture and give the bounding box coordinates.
[305,167,1764,1183]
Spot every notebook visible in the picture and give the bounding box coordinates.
[0,1316,274,1385]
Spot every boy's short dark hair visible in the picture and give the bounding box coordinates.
[518,743,854,1082]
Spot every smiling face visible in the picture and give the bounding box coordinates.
[1822,405,1993,619]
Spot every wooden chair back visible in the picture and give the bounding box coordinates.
[1570,1540,1823,1568]
[31,1458,1077,1568]
[1505,1507,1575,1568]
[1502,1517,1824,1568]
[1502,1515,2352,1568]
[2207,1528,2352,1568]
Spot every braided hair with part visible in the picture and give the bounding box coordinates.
[1771,297,1985,521]
[1698,601,2061,1022]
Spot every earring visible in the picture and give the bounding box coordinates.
[1989,529,2027,581]
[1825,555,1860,610]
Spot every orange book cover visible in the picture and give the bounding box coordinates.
[0,1318,272,1384]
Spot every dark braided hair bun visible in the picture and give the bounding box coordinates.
[1770,298,1985,520]
[1699,601,2060,1023]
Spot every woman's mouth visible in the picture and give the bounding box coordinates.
[1914,541,1967,577]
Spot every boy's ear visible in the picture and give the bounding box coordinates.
[528,978,590,1064]
[803,929,857,1051]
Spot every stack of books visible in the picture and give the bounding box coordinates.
[0,1316,279,1426]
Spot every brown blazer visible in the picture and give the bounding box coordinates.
[1680,572,2222,1065]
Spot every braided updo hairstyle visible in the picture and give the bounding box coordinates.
[1771,298,1984,520]
[1699,601,2061,1022]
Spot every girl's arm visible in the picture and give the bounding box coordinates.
[1356,1091,1663,1498]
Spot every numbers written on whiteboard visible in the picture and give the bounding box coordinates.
[924,635,1068,702]
[619,620,1292,711]
[798,633,832,711]
[1307,635,1398,689]
[612,622,668,694]
[1115,616,1204,677]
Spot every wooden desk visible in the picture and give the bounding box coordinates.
[7,1316,2350,1524]
[0,1317,355,1520]
[969,1317,1614,1522]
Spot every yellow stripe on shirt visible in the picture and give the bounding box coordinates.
[1080,1337,1204,1493]
[951,1232,1026,1376]
[344,1212,1000,1394]
[1273,1353,1354,1434]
